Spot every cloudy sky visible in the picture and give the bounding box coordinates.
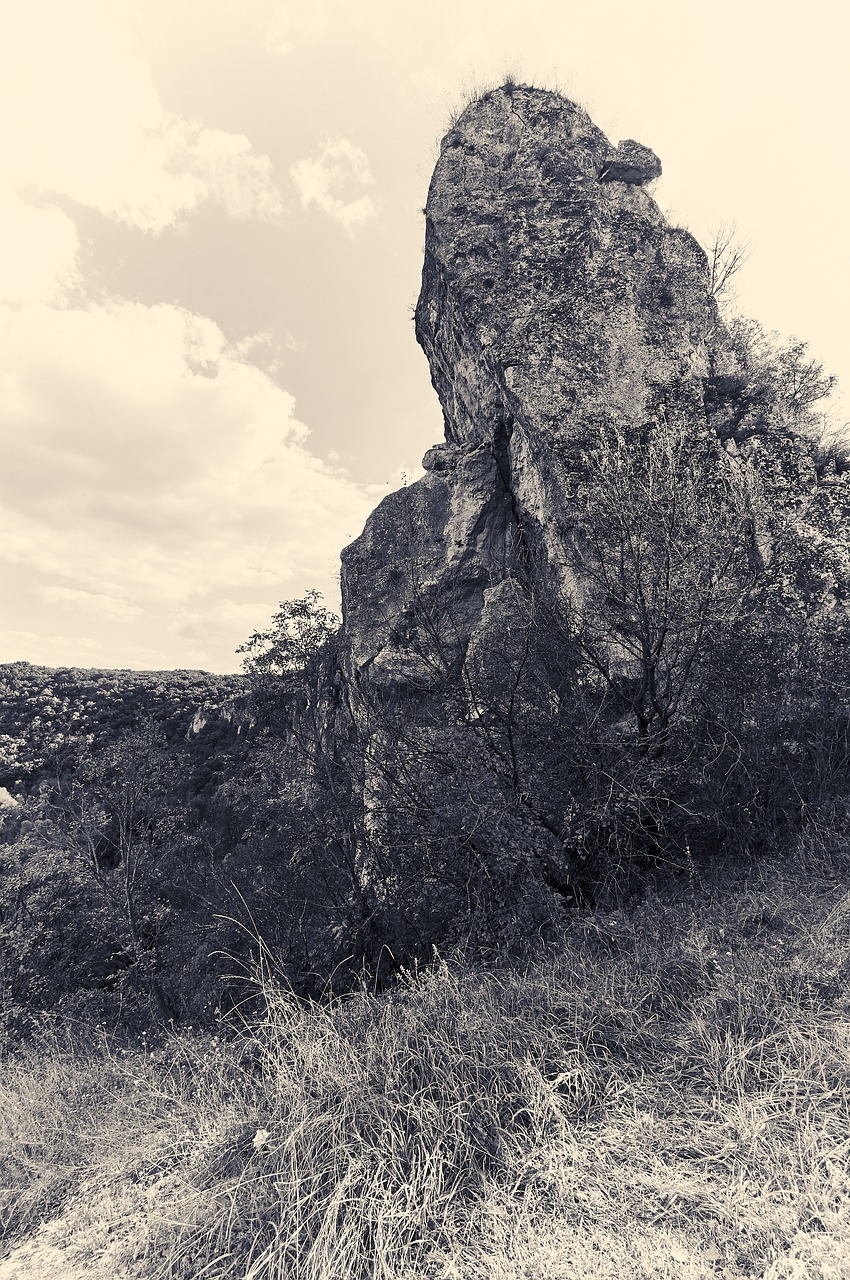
[2,0,847,673]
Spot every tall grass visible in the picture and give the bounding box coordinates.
[2,852,849,1278]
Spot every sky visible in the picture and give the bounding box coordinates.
[1,0,847,674]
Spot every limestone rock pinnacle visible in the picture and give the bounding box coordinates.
[342,84,717,683]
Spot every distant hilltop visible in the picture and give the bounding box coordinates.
[0,661,244,790]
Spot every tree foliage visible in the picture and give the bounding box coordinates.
[238,591,340,682]
[566,415,757,754]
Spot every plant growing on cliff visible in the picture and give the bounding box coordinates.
[566,413,758,758]
[542,395,850,877]
[707,318,838,447]
[707,221,750,309]
[238,590,340,687]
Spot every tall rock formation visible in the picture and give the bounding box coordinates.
[341,85,719,695]
[318,86,846,923]
[332,86,718,907]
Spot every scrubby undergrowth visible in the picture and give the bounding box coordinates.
[2,844,850,1280]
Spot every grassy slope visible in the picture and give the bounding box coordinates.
[2,845,849,1280]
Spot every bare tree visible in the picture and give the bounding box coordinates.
[707,221,750,308]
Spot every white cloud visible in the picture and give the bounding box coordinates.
[265,2,332,57]
[0,0,359,672]
[0,192,79,305]
[290,137,376,233]
[0,299,374,668]
[39,587,143,622]
[167,598,281,648]
[233,330,294,378]
[168,122,282,226]
[0,1,282,232]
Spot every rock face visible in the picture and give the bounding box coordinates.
[341,85,717,691]
[600,139,662,186]
[318,85,846,914]
[189,694,256,738]
[327,85,732,903]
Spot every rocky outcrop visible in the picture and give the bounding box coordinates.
[0,786,17,823]
[341,85,718,688]
[327,85,734,899]
[599,139,662,186]
[189,694,256,738]
[340,440,522,690]
[303,87,844,911]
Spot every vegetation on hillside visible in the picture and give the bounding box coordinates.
[0,662,243,789]
[0,317,847,1034]
[0,308,849,1274]
[2,848,849,1278]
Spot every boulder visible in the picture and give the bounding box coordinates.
[600,139,662,185]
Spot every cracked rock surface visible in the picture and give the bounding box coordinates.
[341,84,716,682]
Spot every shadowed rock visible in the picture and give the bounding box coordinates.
[600,139,662,185]
[342,84,716,685]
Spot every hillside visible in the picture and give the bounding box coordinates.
[0,661,244,792]
[3,854,850,1279]
[2,82,849,1278]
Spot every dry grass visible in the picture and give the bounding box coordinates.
[2,851,849,1279]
